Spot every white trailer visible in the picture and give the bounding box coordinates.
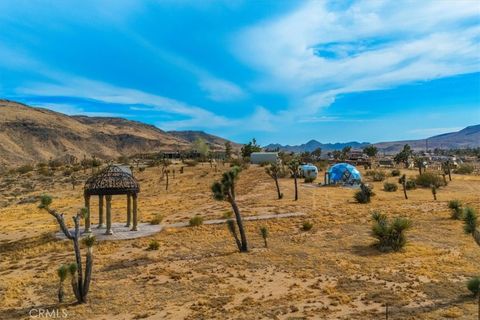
[250,152,278,164]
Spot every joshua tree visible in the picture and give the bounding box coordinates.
[414,158,425,175]
[288,158,300,201]
[399,174,408,199]
[225,141,232,160]
[38,195,94,304]
[265,163,283,199]
[394,144,413,168]
[212,166,248,252]
[363,145,378,158]
[442,160,452,181]
[71,175,77,190]
[260,226,268,248]
[431,184,437,200]
[161,160,171,191]
[57,265,68,302]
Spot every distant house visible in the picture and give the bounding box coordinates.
[250,152,278,164]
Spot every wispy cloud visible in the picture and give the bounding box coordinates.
[235,0,480,112]
[31,102,129,118]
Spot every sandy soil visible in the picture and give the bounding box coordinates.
[0,163,479,319]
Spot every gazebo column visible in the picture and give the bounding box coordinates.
[105,195,113,235]
[84,195,91,233]
[131,193,138,231]
[126,194,132,227]
[97,195,104,228]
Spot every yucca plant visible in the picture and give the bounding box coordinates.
[463,207,480,247]
[265,163,283,199]
[448,200,463,220]
[398,174,408,199]
[371,212,412,252]
[38,195,93,304]
[431,184,437,200]
[288,158,300,201]
[57,265,68,303]
[467,277,480,297]
[260,227,268,248]
[354,183,375,204]
[212,166,248,252]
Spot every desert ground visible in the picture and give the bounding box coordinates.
[1,162,479,319]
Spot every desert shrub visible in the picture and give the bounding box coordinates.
[448,200,463,220]
[38,166,53,176]
[260,226,268,247]
[304,177,315,183]
[189,215,204,227]
[405,180,417,190]
[302,221,313,231]
[415,172,444,188]
[184,160,198,167]
[463,206,478,234]
[259,161,270,167]
[147,240,160,251]
[371,212,412,252]
[72,165,82,172]
[455,164,474,175]
[63,168,73,176]
[117,155,130,164]
[222,211,233,219]
[354,183,375,203]
[139,167,145,172]
[16,165,34,174]
[383,182,398,192]
[150,214,163,225]
[467,277,480,296]
[391,169,401,177]
[366,170,386,182]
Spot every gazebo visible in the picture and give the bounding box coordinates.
[84,165,140,235]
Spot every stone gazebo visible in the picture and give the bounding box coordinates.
[84,165,140,235]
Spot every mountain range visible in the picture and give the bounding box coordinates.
[0,100,232,165]
[0,99,478,165]
[265,125,480,153]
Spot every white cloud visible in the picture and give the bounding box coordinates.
[31,102,129,118]
[235,0,480,113]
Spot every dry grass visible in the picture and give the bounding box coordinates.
[0,163,479,319]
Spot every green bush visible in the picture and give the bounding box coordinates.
[383,182,398,192]
[448,200,463,220]
[455,164,474,175]
[16,165,34,174]
[147,240,160,251]
[391,169,401,177]
[150,214,164,225]
[467,277,480,296]
[366,170,386,182]
[189,215,204,227]
[301,221,313,231]
[415,172,444,188]
[405,180,417,190]
[371,212,412,252]
[354,183,375,203]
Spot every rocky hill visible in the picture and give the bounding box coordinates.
[0,100,232,165]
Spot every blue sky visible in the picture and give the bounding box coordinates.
[0,0,479,145]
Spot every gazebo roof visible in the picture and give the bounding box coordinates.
[84,165,140,196]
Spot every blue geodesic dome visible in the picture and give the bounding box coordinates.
[327,163,362,185]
